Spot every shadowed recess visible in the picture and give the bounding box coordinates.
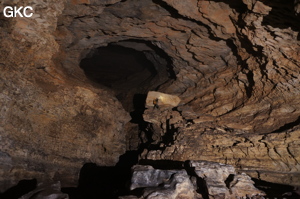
[79,40,175,112]
[80,44,157,91]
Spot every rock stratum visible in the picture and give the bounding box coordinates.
[0,0,300,193]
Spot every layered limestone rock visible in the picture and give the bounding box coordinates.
[1,0,300,192]
[55,0,300,137]
[143,123,300,186]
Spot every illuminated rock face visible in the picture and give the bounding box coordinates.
[0,0,300,191]
[145,91,181,108]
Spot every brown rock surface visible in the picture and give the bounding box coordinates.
[143,124,300,186]
[0,0,130,191]
[0,0,300,192]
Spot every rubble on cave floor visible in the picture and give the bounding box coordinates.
[3,160,300,199]
[120,160,266,199]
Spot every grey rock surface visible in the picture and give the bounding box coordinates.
[19,181,69,199]
[190,160,236,198]
[143,172,196,199]
[130,165,186,191]
[125,162,265,199]
[229,173,265,198]
[190,161,265,199]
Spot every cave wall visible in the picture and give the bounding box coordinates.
[0,0,130,191]
[57,0,300,133]
[0,0,300,190]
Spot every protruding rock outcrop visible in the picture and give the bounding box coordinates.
[145,91,181,108]
[144,125,300,186]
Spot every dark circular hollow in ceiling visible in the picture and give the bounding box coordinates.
[80,44,157,91]
[79,40,175,112]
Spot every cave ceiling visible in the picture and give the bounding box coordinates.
[0,0,300,191]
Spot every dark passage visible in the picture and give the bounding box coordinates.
[79,39,176,171]
[0,179,37,199]
[66,40,176,198]
[80,45,156,91]
[62,163,132,199]
[80,40,175,112]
